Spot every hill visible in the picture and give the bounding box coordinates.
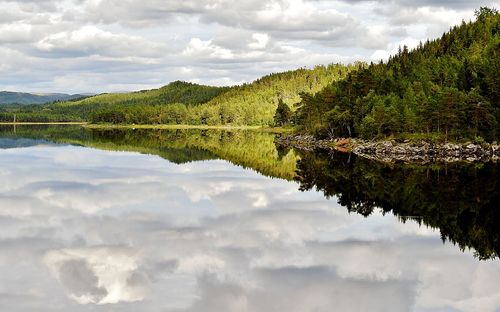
[52,80,230,123]
[87,64,357,125]
[0,91,88,105]
[0,81,229,123]
[185,64,357,125]
[294,7,499,142]
[57,80,228,108]
[1,65,357,124]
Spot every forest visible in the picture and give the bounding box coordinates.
[293,8,499,142]
[88,64,355,125]
[0,64,356,126]
[0,8,498,143]
[0,81,228,123]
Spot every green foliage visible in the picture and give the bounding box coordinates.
[475,7,498,20]
[0,65,356,126]
[0,81,228,123]
[60,80,228,108]
[187,64,356,126]
[294,9,500,142]
[274,99,293,126]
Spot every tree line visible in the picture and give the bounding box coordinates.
[0,64,357,126]
[291,7,499,142]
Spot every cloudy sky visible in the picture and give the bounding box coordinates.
[0,0,497,93]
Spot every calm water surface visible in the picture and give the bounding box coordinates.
[0,126,499,312]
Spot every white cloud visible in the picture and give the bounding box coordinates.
[35,26,167,58]
[0,23,37,43]
[44,247,147,304]
[370,37,423,61]
[248,33,270,50]
[182,38,235,60]
[0,0,491,92]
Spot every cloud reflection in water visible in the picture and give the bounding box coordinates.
[0,145,499,312]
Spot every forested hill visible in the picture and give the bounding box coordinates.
[0,81,229,123]
[89,64,357,125]
[54,81,229,122]
[57,80,228,108]
[294,7,499,142]
[186,64,357,125]
[2,7,497,132]
[0,64,357,124]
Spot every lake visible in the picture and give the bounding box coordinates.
[0,125,499,312]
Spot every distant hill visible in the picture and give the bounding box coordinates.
[0,91,90,105]
[45,81,230,123]
[56,81,229,108]
[0,81,230,123]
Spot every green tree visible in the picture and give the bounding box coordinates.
[475,7,498,20]
[274,99,293,126]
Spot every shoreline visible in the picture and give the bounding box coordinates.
[0,122,294,133]
[0,122,87,125]
[277,134,500,163]
[83,124,295,133]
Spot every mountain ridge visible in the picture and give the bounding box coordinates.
[0,91,91,105]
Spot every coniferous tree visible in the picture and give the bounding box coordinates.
[274,99,292,126]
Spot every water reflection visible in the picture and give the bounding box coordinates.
[0,125,299,180]
[0,126,499,311]
[295,151,500,260]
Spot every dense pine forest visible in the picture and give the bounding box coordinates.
[0,7,498,143]
[186,63,356,125]
[294,8,499,142]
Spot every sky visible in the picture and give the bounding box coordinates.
[0,0,497,93]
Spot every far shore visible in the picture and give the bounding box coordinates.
[83,123,295,133]
[0,122,88,125]
[0,122,295,133]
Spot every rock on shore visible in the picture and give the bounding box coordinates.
[276,134,500,163]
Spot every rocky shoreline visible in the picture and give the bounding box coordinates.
[276,134,500,163]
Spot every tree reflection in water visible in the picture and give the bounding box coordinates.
[295,151,500,260]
